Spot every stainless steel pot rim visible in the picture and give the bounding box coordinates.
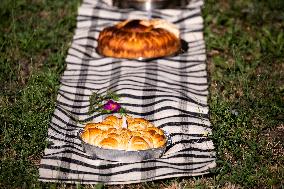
[112,0,191,10]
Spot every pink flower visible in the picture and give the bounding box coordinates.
[103,100,121,112]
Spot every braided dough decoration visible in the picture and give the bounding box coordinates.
[81,115,167,151]
[97,19,181,59]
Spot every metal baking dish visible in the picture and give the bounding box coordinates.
[78,129,171,162]
[112,0,191,10]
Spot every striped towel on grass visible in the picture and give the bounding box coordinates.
[39,0,216,184]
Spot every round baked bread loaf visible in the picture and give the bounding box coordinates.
[97,19,181,59]
[81,115,167,151]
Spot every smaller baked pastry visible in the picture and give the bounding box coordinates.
[97,19,181,59]
[126,115,155,131]
[101,115,122,129]
[80,127,103,145]
[80,115,167,151]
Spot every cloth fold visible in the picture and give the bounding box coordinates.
[39,0,216,184]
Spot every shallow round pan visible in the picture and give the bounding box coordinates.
[78,130,172,162]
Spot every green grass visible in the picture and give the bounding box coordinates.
[0,0,80,188]
[0,0,283,188]
[205,0,284,188]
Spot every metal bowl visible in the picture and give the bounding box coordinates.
[113,0,191,10]
[78,129,171,162]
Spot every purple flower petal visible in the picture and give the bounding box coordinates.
[103,100,121,112]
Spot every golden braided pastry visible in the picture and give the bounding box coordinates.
[97,19,181,59]
[81,115,167,151]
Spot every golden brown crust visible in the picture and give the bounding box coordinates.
[97,19,181,59]
[128,136,150,150]
[80,115,166,151]
[81,127,103,145]
[99,137,119,149]
[101,115,122,129]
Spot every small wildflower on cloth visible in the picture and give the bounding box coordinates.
[103,100,121,112]
[88,91,127,116]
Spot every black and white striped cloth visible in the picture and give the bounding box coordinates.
[39,0,216,184]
